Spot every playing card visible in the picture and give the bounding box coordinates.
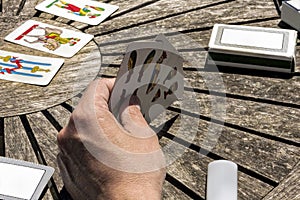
[0,50,64,85]
[5,20,94,58]
[35,0,119,25]
[109,34,184,122]
[0,157,54,200]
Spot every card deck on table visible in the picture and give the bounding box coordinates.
[35,0,119,25]
[109,34,184,123]
[281,0,300,31]
[0,50,64,85]
[207,24,297,73]
[5,20,94,58]
[0,156,54,200]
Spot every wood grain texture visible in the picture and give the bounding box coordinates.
[159,137,273,200]
[162,180,192,200]
[96,30,300,107]
[0,17,101,117]
[170,91,300,144]
[26,112,63,191]
[18,0,42,17]
[1,0,23,16]
[87,0,229,36]
[263,161,300,200]
[4,116,37,161]
[91,0,277,42]
[157,110,300,183]
[47,105,71,129]
[71,0,159,29]
[4,116,54,200]
[0,0,299,199]
[96,67,300,145]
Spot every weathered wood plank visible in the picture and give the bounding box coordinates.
[94,9,300,107]
[26,112,63,191]
[71,0,159,30]
[94,54,300,145]
[64,96,81,111]
[97,34,300,108]
[2,0,23,16]
[87,0,227,35]
[0,118,4,156]
[4,116,54,200]
[4,116,37,161]
[157,111,300,183]
[19,0,42,17]
[185,70,300,105]
[162,180,192,200]
[90,0,277,41]
[171,91,300,144]
[263,161,300,200]
[0,17,101,117]
[159,137,274,199]
[47,105,71,128]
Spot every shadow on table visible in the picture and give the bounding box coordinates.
[203,64,299,79]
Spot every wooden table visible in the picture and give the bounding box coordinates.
[0,0,299,199]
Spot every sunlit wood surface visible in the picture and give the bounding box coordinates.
[0,0,299,199]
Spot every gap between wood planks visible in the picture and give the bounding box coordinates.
[16,0,26,15]
[92,0,234,37]
[153,115,279,187]
[19,115,61,200]
[0,117,4,157]
[38,100,288,199]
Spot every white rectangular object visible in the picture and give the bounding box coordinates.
[220,29,284,50]
[207,160,238,200]
[5,20,94,58]
[0,50,64,85]
[0,157,54,200]
[207,24,297,73]
[35,0,119,25]
[281,0,300,32]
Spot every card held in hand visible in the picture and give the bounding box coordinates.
[109,34,184,123]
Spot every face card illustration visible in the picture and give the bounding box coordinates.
[5,20,94,58]
[109,34,184,122]
[35,0,119,25]
[0,50,64,85]
[0,157,54,200]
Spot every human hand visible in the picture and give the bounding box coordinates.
[57,78,166,200]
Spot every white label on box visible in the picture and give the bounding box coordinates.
[221,28,284,50]
[287,0,300,10]
[0,162,45,200]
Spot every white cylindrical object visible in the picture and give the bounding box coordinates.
[207,160,238,200]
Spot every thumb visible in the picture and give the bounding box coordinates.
[119,96,156,139]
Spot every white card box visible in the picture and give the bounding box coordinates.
[281,0,300,32]
[207,24,298,73]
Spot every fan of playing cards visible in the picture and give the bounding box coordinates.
[109,34,184,123]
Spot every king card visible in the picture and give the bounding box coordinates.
[0,50,64,85]
[5,20,94,58]
[109,34,184,123]
[35,0,119,25]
